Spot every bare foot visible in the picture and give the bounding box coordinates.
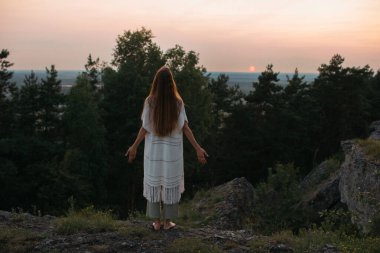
[163,220,176,230]
[152,219,161,231]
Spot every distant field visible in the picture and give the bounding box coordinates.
[11,70,319,93]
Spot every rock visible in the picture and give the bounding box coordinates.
[298,160,346,213]
[298,121,380,234]
[191,177,256,230]
[369,120,380,140]
[269,243,294,252]
[339,137,380,234]
[300,160,339,192]
[0,210,11,221]
[318,244,340,253]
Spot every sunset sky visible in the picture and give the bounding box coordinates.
[1,0,379,72]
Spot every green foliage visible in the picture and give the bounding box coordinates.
[247,228,380,253]
[0,227,44,253]
[166,237,224,253]
[83,54,102,90]
[356,139,380,161]
[62,74,107,206]
[118,225,163,241]
[102,28,214,215]
[177,198,207,227]
[318,208,360,236]
[0,49,18,138]
[54,205,118,235]
[368,71,380,121]
[370,209,380,236]
[252,163,304,234]
[38,65,65,140]
[310,54,374,160]
[1,34,380,239]
[16,71,40,135]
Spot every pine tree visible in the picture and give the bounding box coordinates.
[62,74,107,206]
[17,71,40,135]
[84,54,101,90]
[38,65,65,141]
[310,54,374,160]
[0,49,18,137]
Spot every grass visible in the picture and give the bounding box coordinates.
[117,225,163,240]
[54,205,118,235]
[166,237,224,253]
[0,227,44,253]
[247,228,380,253]
[357,139,380,162]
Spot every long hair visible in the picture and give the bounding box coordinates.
[147,66,183,136]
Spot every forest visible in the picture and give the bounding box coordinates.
[1,27,380,219]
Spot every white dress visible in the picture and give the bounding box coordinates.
[141,98,188,204]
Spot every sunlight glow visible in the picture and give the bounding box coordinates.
[249,66,256,72]
[1,0,379,72]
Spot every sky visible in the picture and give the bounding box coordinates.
[1,0,380,73]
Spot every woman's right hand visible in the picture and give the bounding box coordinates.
[125,145,137,163]
[196,147,208,165]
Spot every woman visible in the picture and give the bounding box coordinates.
[125,66,208,231]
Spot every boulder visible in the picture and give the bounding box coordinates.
[190,177,256,230]
[339,137,380,234]
[369,120,380,140]
[317,244,340,253]
[298,160,345,213]
[269,243,294,253]
[298,121,380,234]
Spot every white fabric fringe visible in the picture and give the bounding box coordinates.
[143,180,185,204]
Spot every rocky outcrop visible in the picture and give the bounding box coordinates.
[369,120,380,140]
[339,131,380,234]
[299,121,380,234]
[298,160,346,215]
[0,209,257,253]
[191,177,256,230]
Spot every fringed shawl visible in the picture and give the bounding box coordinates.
[141,98,188,204]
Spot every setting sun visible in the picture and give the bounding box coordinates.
[249,66,256,72]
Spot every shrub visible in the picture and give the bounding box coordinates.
[0,228,43,253]
[247,228,380,253]
[318,208,360,236]
[252,163,305,234]
[166,237,224,253]
[357,139,380,161]
[370,209,380,236]
[54,205,118,235]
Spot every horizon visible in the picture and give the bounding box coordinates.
[2,0,380,72]
[10,69,321,74]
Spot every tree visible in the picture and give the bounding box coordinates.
[16,71,40,135]
[62,74,107,207]
[281,69,316,174]
[84,54,102,90]
[368,71,380,121]
[214,65,285,185]
[310,54,374,160]
[0,49,18,138]
[101,27,165,216]
[38,65,65,141]
[101,28,215,214]
[204,74,245,185]
[246,64,282,106]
